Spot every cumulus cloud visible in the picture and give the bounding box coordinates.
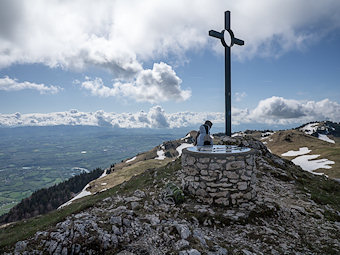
[80,62,191,103]
[245,96,340,125]
[147,106,169,128]
[1,97,340,128]
[0,76,61,94]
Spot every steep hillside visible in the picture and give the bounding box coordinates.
[1,135,340,254]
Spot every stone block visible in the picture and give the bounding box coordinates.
[186,156,196,165]
[244,192,252,200]
[196,188,208,197]
[246,165,253,170]
[230,192,243,199]
[246,170,253,176]
[215,191,229,197]
[225,171,239,179]
[196,163,207,170]
[229,179,239,184]
[251,174,257,184]
[185,176,195,182]
[192,182,200,189]
[226,161,245,170]
[199,181,206,189]
[208,170,222,178]
[185,167,199,176]
[216,159,227,164]
[209,163,221,170]
[238,182,248,191]
[246,156,254,165]
[198,157,210,163]
[240,175,251,181]
[201,176,216,182]
[206,182,221,188]
[226,156,235,161]
[188,185,196,194]
[219,182,233,188]
[206,187,217,193]
[214,197,229,206]
[200,170,208,176]
[201,197,213,204]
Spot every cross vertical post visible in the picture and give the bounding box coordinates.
[209,11,244,136]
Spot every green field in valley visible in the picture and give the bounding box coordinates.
[0,126,183,215]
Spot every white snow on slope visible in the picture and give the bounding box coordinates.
[261,131,275,137]
[292,155,334,175]
[58,184,91,209]
[155,150,166,160]
[99,169,107,179]
[232,132,244,137]
[126,156,137,163]
[176,143,194,157]
[300,122,319,135]
[181,133,191,140]
[318,134,335,144]
[281,147,311,157]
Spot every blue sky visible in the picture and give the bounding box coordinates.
[0,0,340,131]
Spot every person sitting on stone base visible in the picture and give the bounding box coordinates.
[195,120,213,146]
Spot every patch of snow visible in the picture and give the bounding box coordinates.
[176,143,194,157]
[101,183,107,186]
[232,132,244,137]
[99,169,107,179]
[267,148,272,153]
[126,156,137,163]
[292,154,334,175]
[81,151,87,154]
[318,134,335,144]
[300,122,319,135]
[281,147,311,157]
[58,184,91,209]
[269,139,273,142]
[155,150,166,160]
[181,133,191,140]
[261,131,275,137]
[263,142,267,145]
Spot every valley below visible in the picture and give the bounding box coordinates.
[0,126,182,216]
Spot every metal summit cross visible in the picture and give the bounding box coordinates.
[209,11,244,137]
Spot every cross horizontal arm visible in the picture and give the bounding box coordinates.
[233,37,244,46]
[209,30,223,39]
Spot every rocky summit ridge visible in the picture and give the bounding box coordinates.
[4,135,340,254]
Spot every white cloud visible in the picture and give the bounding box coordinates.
[1,0,340,71]
[245,96,340,125]
[80,62,191,103]
[235,92,246,102]
[1,97,339,128]
[2,1,340,103]
[0,76,61,94]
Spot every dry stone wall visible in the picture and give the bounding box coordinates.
[181,148,256,207]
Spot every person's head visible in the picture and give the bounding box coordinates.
[205,120,213,128]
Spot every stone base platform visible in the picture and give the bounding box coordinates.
[181,145,256,207]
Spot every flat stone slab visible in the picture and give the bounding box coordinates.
[186,145,251,155]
